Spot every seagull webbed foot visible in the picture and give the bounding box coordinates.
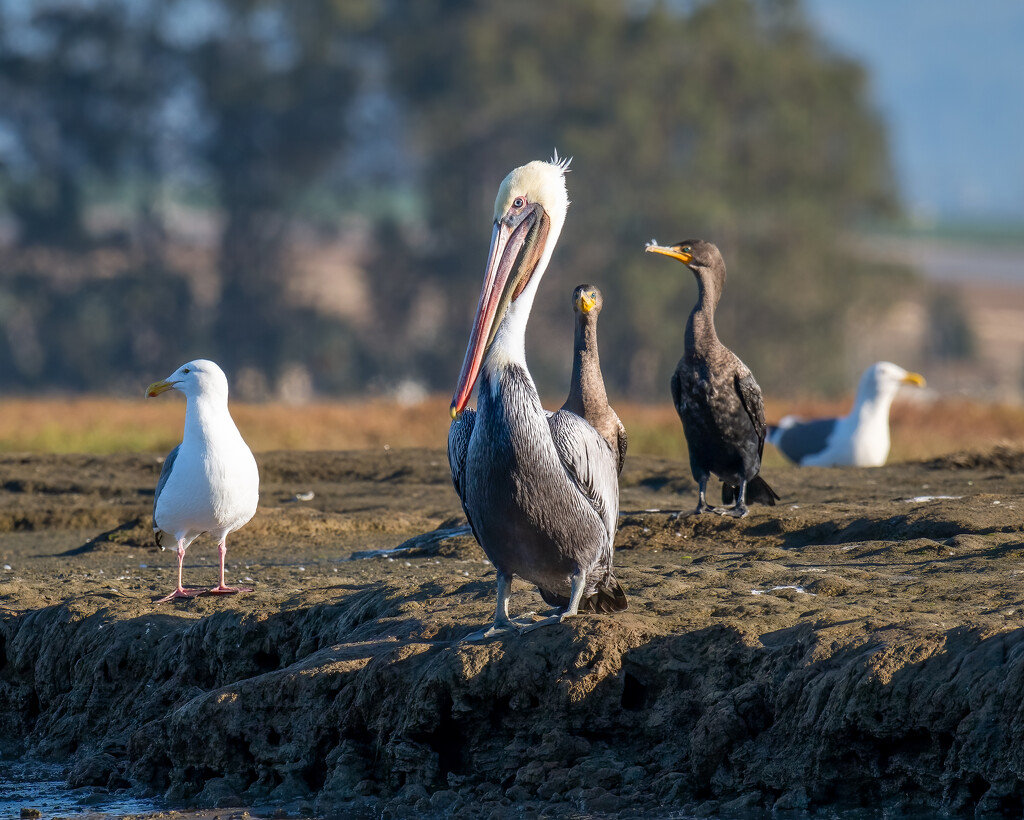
[208,584,253,595]
[154,587,203,603]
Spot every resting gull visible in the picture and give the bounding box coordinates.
[147,359,259,602]
[767,361,926,467]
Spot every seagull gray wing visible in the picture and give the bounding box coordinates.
[447,409,480,540]
[547,409,620,542]
[773,418,838,464]
[153,443,180,546]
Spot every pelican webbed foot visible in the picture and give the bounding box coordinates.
[716,504,749,519]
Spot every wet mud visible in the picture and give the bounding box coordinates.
[1,447,1024,818]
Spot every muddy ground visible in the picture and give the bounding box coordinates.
[1,446,1024,818]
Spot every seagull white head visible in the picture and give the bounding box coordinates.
[861,361,926,401]
[146,359,230,402]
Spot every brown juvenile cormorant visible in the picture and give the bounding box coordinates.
[561,284,627,474]
[645,239,778,517]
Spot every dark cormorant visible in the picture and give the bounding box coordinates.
[645,239,779,517]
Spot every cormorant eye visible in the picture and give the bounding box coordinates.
[682,246,692,253]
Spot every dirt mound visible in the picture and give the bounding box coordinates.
[2,449,1024,817]
[924,442,1024,472]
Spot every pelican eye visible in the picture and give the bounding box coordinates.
[513,197,526,209]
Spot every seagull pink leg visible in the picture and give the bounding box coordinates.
[208,538,252,595]
[155,539,202,603]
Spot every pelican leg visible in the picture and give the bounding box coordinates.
[155,539,202,603]
[718,479,750,518]
[462,572,518,641]
[208,538,254,595]
[560,568,587,620]
[523,569,588,633]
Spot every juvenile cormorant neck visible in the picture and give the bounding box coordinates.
[565,311,608,417]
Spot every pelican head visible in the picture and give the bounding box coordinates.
[450,157,571,417]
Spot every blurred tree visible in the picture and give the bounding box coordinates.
[0,1,170,247]
[0,0,913,401]
[377,0,906,399]
[181,0,370,390]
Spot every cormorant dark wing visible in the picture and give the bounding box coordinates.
[614,417,628,475]
[670,367,684,415]
[734,371,768,459]
[447,409,480,541]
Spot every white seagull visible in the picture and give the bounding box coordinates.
[147,359,259,602]
[767,361,926,467]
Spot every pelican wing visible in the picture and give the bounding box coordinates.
[547,409,619,541]
[447,409,481,540]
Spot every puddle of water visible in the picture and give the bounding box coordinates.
[0,760,162,818]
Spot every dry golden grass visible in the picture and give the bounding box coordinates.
[0,395,1021,461]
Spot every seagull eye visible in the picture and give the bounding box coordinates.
[513,197,525,209]
[182,368,190,374]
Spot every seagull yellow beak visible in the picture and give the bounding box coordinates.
[902,372,926,388]
[645,243,693,265]
[146,379,175,398]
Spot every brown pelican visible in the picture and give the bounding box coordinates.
[645,239,778,517]
[768,361,926,466]
[561,284,627,473]
[147,359,259,602]
[448,158,627,640]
